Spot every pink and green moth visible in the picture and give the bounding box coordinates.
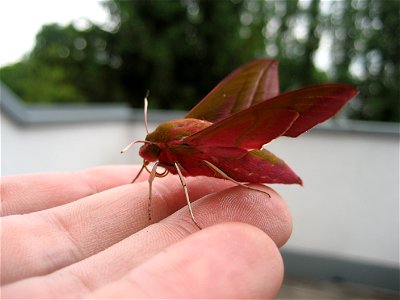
[123,59,358,229]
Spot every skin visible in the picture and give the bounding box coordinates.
[1,165,292,298]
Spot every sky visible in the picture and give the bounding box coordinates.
[0,0,108,67]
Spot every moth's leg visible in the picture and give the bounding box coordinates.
[202,160,271,198]
[131,160,148,183]
[147,162,159,222]
[174,162,202,230]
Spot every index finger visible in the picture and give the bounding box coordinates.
[1,165,144,216]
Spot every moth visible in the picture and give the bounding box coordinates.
[123,59,358,229]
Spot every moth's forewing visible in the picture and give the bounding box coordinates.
[186,109,299,149]
[185,59,279,123]
[262,84,359,137]
[185,84,358,149]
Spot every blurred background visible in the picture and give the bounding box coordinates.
[1,0,399,297]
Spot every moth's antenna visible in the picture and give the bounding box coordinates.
[144,90,150,135]
[121,91,150,154]
[120,140,150,154]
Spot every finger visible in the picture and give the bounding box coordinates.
[1,165,145,216]
[1,175,234,284]
[90,223,284,298]
[3,223,283,299]
[2,184,290,298]
[166,184,292,247]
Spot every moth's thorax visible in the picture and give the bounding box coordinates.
[146,118,212,143]
[139,118,212,162]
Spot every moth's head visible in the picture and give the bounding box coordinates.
[138,142,161,162]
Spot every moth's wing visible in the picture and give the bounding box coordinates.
[220,149,302,185]
[185,84,358,149]
[268,84,359,137]
[167,144,302,185]
[186,109,299,149]
[203,147,302,185]
[185,59,279,123]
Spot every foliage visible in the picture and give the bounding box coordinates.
[1,59,84,104]
[323,0,399,121]
[103,0,266,109]
[7,23,124,104]
[0,0,398,121]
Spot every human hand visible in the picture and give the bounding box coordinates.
[1,165,292,298]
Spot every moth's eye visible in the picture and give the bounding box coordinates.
[139,143,161,162]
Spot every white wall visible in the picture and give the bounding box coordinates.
[268,130,399,268]
[2,111,399,269]
[1,113,145,173]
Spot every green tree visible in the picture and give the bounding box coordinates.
[1,59,85,104]
[1,22,128,104]
[342,0,399,122]
[103,0,266,109]
[30,23,124,104]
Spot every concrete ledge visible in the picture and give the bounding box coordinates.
[2,82,399,134]
[1,82,184,125]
